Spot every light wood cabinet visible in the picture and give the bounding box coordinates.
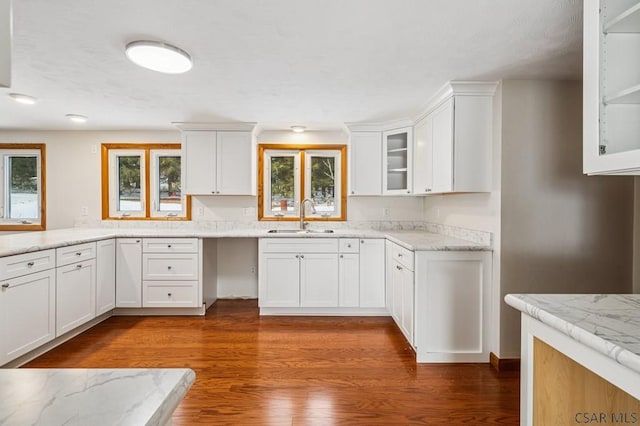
[414,250,491,363]
[349,132,383,195]
[583,0,640,174]
[96,239,116,316]
[414,85,494,195]
[116,238,142,308]
[182,130,254,195]
[382,127,413,195]
[0,268,55,365]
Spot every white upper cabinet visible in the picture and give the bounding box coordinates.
[0,0,10,88]
[414,82,495,195]
[382,126,413,195]
[584,0,640,174]
[349,132,382,196]
[179,123,255,195]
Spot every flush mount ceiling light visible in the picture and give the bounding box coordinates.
[125,40,192,74]
[9,93,38,105]
[290,126,306,133]
[66,114,88,123]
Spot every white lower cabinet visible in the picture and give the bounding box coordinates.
[300,253,339,307]
[260,253,301,306]
[96,239,116,315]
[414,251,491,363]
[338,253,359,307]
[386,240,415,345]
[359,239,385,308]
[0,268,56,365]
[56,258,96,336]
[116,238,142,308]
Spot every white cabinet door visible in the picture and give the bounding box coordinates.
[431,98,454,193]
[338,253,359,307]
[183,131,217,195]
[259,253,300,307]
[300,253,338,307]
[56,259,96,336]
[413,114,434,195]
[359,239,385,308]
[400,264,414,344]
[216,131,254,195]
[390,260,403,324]
[382,126,413,195]
[0,269,55,365]
[415,251,491,363]
[96,239,116,316]
[116,238,142,308]
[349,132,382,195]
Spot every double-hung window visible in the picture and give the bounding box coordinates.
[102,143,190,220]
[259,144,346,221]
[0,144,45,230]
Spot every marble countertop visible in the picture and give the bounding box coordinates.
[505,294,640,375]
[0,368,195,426]
[0,227,491,258]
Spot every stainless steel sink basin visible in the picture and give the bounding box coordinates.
[267,229,334,234]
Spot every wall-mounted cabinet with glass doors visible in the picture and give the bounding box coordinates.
[382,127,413,195]
[584,0,640,174]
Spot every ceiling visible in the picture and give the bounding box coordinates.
[0,0,583,131]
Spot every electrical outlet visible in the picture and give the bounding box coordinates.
[250,265,256,274]
[382,207,390,217]
[81,206,88,216]
[198,207,204,216]
[90,144,97,154]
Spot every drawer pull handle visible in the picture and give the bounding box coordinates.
[168,293,172,297]
[136,240,140,243]
[397,253,403,257]
[346,244,351,248]
[76,264,83,269]
[27,261,35,267]
[1,283,9,289]
[76,252,82,256]
[340,254,344,258]
[300,254,304,259]
[167,245,172,248]
[167,266,172,270]
[396,265,402,270]
[361,240,364,244]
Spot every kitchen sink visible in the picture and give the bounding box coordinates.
[267,229,334,234]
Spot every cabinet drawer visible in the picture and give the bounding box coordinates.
[143,281,199,308]
[56,242,96,267]
[0,249,56,280]
[260,238,338,253]
[142,254,198,280]
[339,238,359,253]
[143,238,199,253]
[388,242,414,271]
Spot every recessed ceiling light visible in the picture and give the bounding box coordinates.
[66,114,88,123]
[9,93,38,105]
[291,126,306,133]
[125,40,192,74]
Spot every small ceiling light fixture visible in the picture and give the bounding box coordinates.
[66,114,88,123]
[290,126,306,133]
[9,93,38,105]
[125,40,192,74]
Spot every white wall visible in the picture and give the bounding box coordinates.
[499,80,633,357]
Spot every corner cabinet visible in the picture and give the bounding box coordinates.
[178,123,256,195]
[584,0,640,174]
[414,82,495,194]
[383,127,413,195]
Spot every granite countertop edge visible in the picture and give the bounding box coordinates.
[505,294,640,375]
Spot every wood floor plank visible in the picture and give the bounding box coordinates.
[24,299,519,425]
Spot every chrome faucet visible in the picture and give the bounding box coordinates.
[300,198,316,230]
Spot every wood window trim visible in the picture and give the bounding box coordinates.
[0,143,46,231]
[101,143,191,221]
[257,144,347,222]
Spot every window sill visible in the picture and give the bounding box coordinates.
[0,223,45,232]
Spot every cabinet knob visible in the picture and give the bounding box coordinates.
[1,283,9,289]
[407,190,411,194]
[351,191,355,194]
[295,255,299,258]
[397,253,403,257]
[300,254,304,259]
[167,266,172,270]
[340,254,344,258]
[76,264,83,269]
[361,240,364,244]
[168,293,172,297]
[396,265,402,270]
[347,244,351,248]
[27,261,34,267]
[76,252,82,256]
[167,245,172,248]
[136,240,140,243]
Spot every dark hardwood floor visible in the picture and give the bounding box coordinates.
[25,300,520,425]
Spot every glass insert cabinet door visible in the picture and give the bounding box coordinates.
[584,0,640,174]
